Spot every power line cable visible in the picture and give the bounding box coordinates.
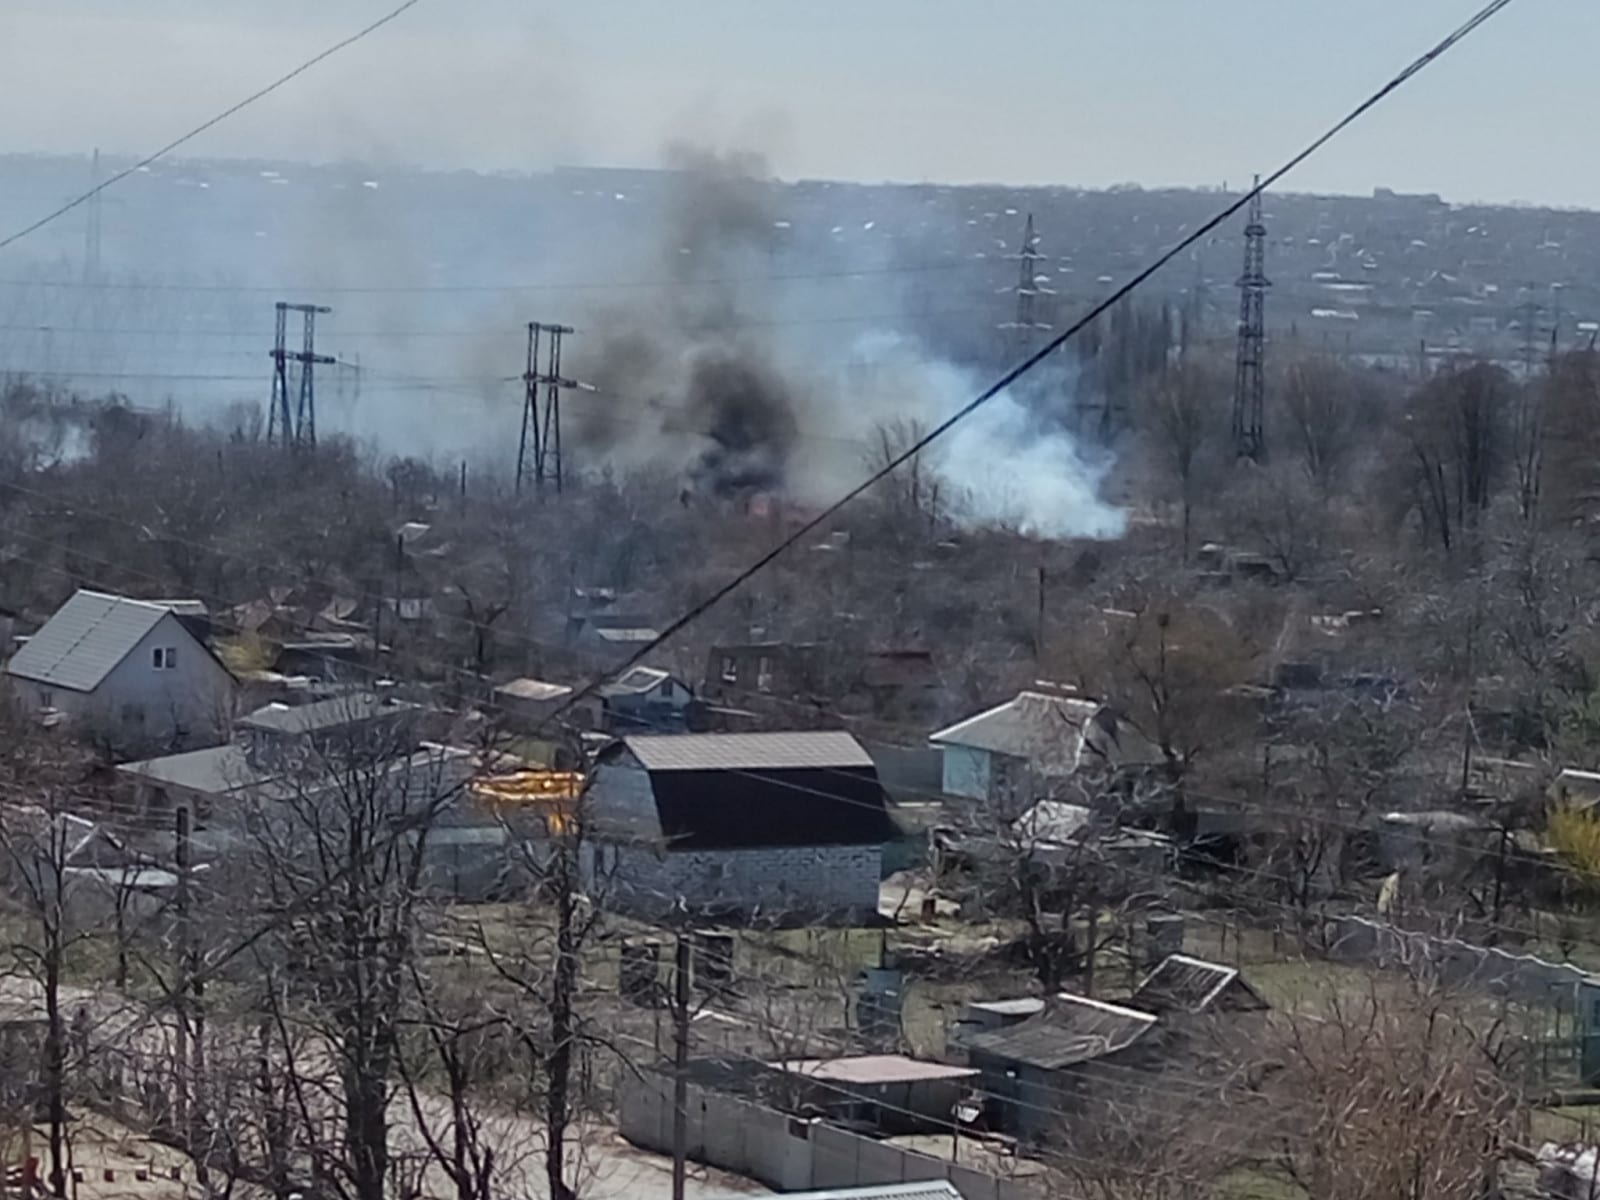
[0,0,427,255]
[534,0,1522,734]
[0,261,982,294]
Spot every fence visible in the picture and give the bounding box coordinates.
[1324,914,1596,1004]
[620,1071,1033,1200]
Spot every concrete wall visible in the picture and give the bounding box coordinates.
[16,612,234,748]
[620,1072,1027,1200]
[585,840,882,924]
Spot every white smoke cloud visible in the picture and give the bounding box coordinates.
[806,331,1124,540]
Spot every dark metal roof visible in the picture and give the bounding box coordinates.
[649,764,890,850]
[6,590,184,693]
[627,731,872,772]
[593,734,891,850]
[1133,954,1268,1014]
[966,994,1156,1070]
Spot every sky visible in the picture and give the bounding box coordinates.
[1,0,1590,208]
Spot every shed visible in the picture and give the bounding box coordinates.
[965,993,1160,1135]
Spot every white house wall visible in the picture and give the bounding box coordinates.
[93,613,235,745]
[585,841,882,924]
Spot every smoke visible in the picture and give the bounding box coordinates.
[833,333,1126,539]
[570,145,806,497]
[568,147,1124,539]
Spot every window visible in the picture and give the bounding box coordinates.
[757,656,773,693]
[38,690,52,708]
[152,646,177,670]
[720,656,737,683]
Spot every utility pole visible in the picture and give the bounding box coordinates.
[268,301,333,448]
[174,806,192,1133]
[516,322,578,494]
[1231,176,1269,461]
[1000,213,1051,357]
[516,322,543,496]
[671,931,691,1200]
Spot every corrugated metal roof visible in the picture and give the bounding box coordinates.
[6,590,176,693]
[627,731,872,772]
[966,993,1156,1070]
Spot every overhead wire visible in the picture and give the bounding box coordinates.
[0,0,1535,1123]
[0,0,428,255]
[534,0,1523,734]
[0,260,987,295]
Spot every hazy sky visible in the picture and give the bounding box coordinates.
[3,1,1587,206]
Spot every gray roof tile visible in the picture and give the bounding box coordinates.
[6,590,177,693]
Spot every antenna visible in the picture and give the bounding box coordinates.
[1231,176,1269,460]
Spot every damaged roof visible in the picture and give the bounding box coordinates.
[1132,954,1268,1015]
[966,993,1157,1070]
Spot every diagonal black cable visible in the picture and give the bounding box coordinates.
[537,0,1520,733]
[0,0,426,254]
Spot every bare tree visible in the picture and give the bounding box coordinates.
[236,717,468,1200]
[1399,363,1514,554]
[1264,977,1523,1200]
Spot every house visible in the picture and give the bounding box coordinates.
[964,993,1162,1136]
[1131,954,1268,1016]
[598,666,694,733]
[701,642,821,702]
[119,694,439,821]
[929,685,1160,813]
[6,590,235,749]
[581,731,894,924]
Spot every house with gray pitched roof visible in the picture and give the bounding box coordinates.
[6,590,234,748]
[929,684,1162,812]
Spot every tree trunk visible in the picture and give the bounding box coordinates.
[546,841,579,1200]
[43,936,66,1198]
